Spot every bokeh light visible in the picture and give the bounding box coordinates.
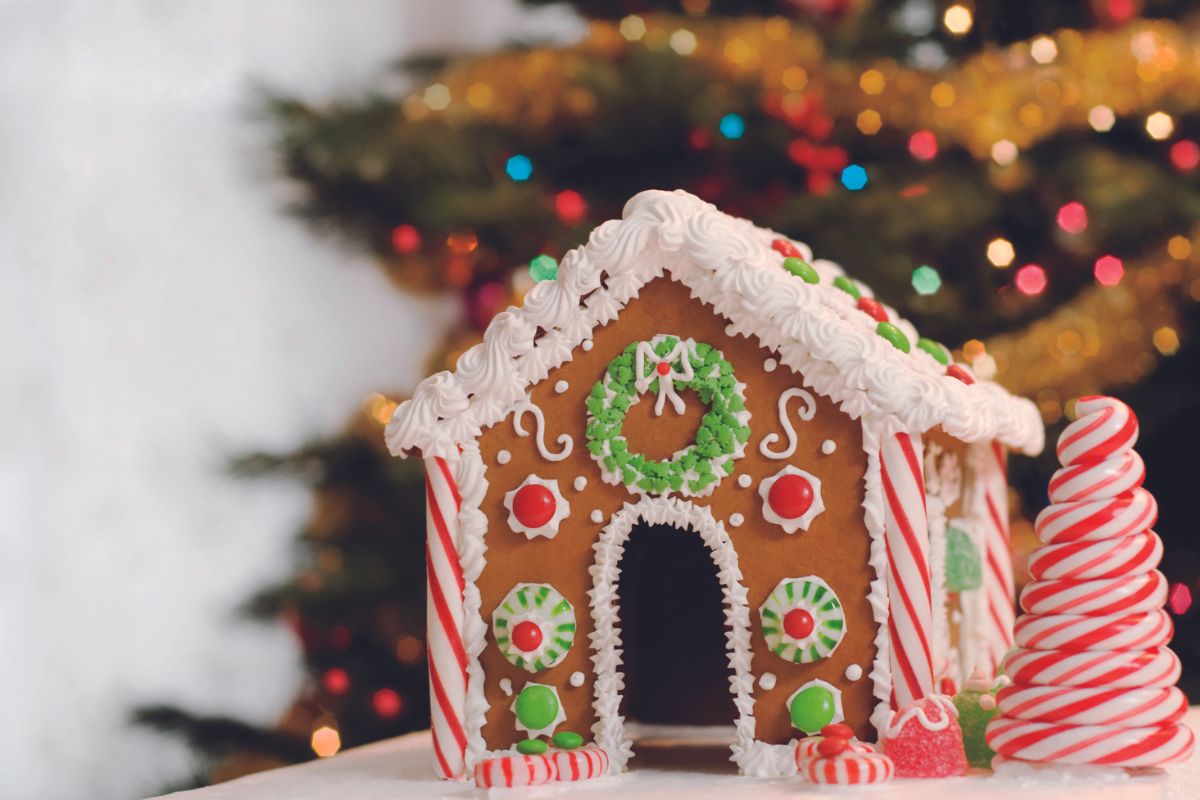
[311,726,341,758]
[555,190,587,224]
[373,688,403,719]
[909,130,938,160]
[1030,36,1058,64]
[1015,264,1048,296]
[505,154,533,181]
[1056,202,1088,234]
[390,224,421,255]
[987,238,1015,268]
[1145,111,1175,140]
[719,113,746,139]
[943,5,973,35]
[1170,140,1199,172]
[1088,105,1116,132]
[912,265,942,295]
[1093,255,1124,287]
[619,15,646,41]
[840,164,868,190]
[991,140,1018,165]
[1153,326,1180,355]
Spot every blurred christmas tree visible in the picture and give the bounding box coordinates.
[140,0,1200,788]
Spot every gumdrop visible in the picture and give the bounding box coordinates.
[952,670,1001,768]
[944,526,982,592]
[882,695,967,778]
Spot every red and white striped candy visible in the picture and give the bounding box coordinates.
[1056,397,1139,467]
[794,736,874,768]
[802,751,895,784]
[986,718,1193,767]
[552,745,610,782]
[1034,488,1157,544]
[1003,647,1181,689]
[996,684,1188,727]
[1048,451,1145,503]
[1027,532,1162,581]
[1019,571,1167,616]
[978,441,1016,676]
[1013,610,1173,652]
[473,753,556,788]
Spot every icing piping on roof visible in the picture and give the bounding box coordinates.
[387,190,1044,458]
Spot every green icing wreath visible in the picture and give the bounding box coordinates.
[585,335,751,496]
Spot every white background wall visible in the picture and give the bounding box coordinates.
[0,2,580,798]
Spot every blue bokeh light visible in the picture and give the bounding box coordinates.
[718,113,746,140]
[505,154,534,181]
[841,164,868,191]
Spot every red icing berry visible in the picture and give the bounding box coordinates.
[817,736,848,757]
[511,620,543,652]
[783,608,815,640]
[513,484,556,528]
[945,364,975,385]
[767,474,815,519]
[856,297,888,322]
[771,238,801,258]
[821,723,854,739]
[656,361,671,376]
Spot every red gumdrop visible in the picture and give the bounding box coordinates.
[882,697,967,778]
[818,736,849,757]
[821,723,854,739]
[856,297,889,322]
[768,474,814,519]
[945,364,976,385]
[656,361,671,376]
[772,238,801,258]
[511,620,543,652]
[783,608,815,640]
[513,484,556,528]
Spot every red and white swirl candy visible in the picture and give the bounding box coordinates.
[997,684,1188,727]
[1034,488,1157,544]
[1014,610,1173,651]
[473,753,556,788]
[1048,450,1144,503]
[803,751,895,785]
[1003,646,1181,689]
[1055,396,1139,467]
[795,735,873,767]
[986,718,1193,767]
[1027,532,1162,581]
[551,745,610,782]
[1019,571,1167,616]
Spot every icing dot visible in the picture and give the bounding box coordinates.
[844,664,863,681]
[513,484,556,528]
[759,672,777,691]
[499,678,513,696]
[554,380,569,394]
[729,513,744,527]
[569,671,585,688]
[821,439,837,455]
[573,476,587,491]
[737,474,753,488]
[590,509,604,524]
[582,340,594,351]
[497,449,511,465]
[763,358,778,373]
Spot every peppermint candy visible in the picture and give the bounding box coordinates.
[1034,488,1157,544]
[1055,396,1139,467]
[1048,450,1144,503]
[1013,610,1173,651]
[1002,646,1181,688]
[473,753,556,788]
[996,684,1188,727]
[492,583,576,672]
[551,745,610,781]
[1027,532,1162,581]
[802,751,894,784]
[759,576,846,664]
[987,719,1193,767]
[1019,571,1167,616]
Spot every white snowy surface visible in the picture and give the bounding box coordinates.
[152,709,1200,800]
[0,2,580,799]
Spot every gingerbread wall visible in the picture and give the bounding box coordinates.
[473,277,879,750]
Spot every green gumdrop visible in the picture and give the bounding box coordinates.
[833,275,861,299]
[917,337,950,365]
[517,738,548,755]
[953,690,1000,768]
[514,685,560,731]
[783,257,820,284]
[876,321,911,353]
[552,731,584,750]
[789,685,837,734]
[529,255,558,282]
[946,526,983,592]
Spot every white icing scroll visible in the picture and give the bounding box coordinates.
[759,387,817,460]
[512,398,573,461]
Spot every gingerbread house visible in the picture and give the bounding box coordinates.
[386,190,1044,780]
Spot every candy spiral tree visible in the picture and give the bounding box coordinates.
[987,396,1193,768]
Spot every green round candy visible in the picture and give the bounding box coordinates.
[514,684,560,731]
[789,685,837,734]
[782,257,820,284]
[833,275,860,299]
[916,337,950,365]
[516,738,548,755]
[529,254,558,282]
[552,731,584,750]
[876,321,911,353]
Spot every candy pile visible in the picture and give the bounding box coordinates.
[798,723,894,785]
[987,397,1194,768]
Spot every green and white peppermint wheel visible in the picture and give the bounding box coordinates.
[760,576,845,664]
[492,583,576,673]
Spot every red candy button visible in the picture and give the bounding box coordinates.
[512,620,543,652]
[821,723,854,739]
[771,238,801,258]
[856,297,888,322]
[817,736,849,757]
[767,474,815,519]
[656,361,671,376]
[783,608,815,640]
[945,364,975,385]
[513,484,556,528]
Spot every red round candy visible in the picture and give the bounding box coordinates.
[772,238,801,258]
[511,620,543,653]
[945,364,975,385]
[821,723,854,739]
[783,608,815,640]
[767,474,815,519]
[513,484,556,528]
[856,297,888,322]
[817,736,849,757]
[656,361,671,376]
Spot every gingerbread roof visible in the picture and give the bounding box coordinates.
[387,190,1044,458]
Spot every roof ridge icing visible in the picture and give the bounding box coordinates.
[387,189,1044,458]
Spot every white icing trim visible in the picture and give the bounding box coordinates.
[845,664,863,681]
[573,475,587,491]
[821,439,837,455]
[496,449,511,465]
[387,190,1044,460]
[737,474,752,488]
[759,387,817,460]
[569,671,585,688]
[859,418,895,735]
[634,338,695,415]
[554,380,569,394]
[729,512,744,527]
[884,694,959,735]
[451,444,490,771]
[588,498,758,774]
[759,672,777,690]
[512,398,573,462]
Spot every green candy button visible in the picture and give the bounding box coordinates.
[783,257,820,284]
[514,684,560,731]
[876,321,911,353]
[516,738,548,755]
[789,684,837,734]
[917,337,950,365]
[833,275,861,299]
[552,731,584,750]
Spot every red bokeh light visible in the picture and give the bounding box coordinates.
[1093,255,1124,287]
[1170,140,1199,172]
[322,667,350,695]
[373,688,404,719]
[908,130,938,161]
[1167,582,1193,616]
[554,190,588,224]
[390,224,421,255]
[1056,202,1088,234]
[1015,264,1048,296]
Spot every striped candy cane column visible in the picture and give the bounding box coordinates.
[978,442,1015,675]
[879,429,934,708]
[424,455,468,780]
